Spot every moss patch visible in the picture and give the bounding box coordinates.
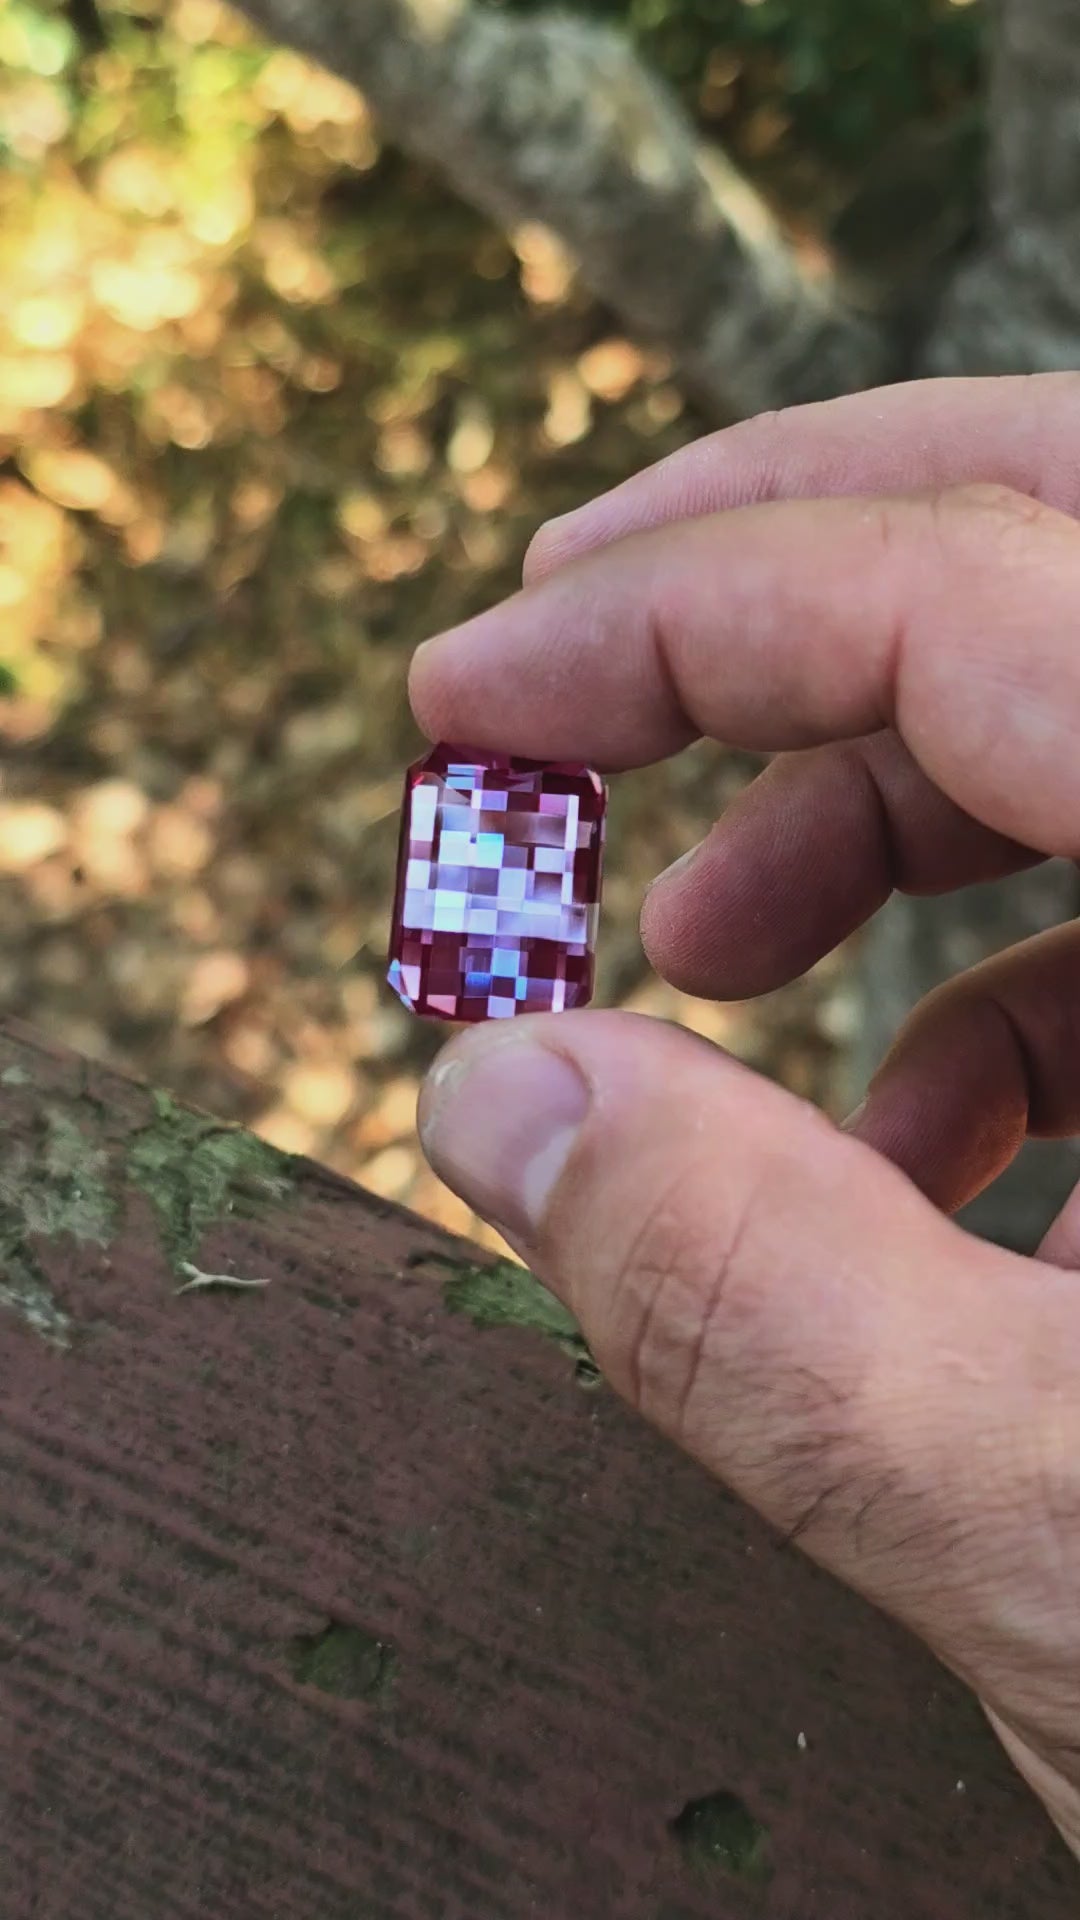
[127,1090,295,1274]
[441,1258,598,1382]
[0,1105,116,1347]
[24,1108,115,1245]
[287,1621,397,1701]
[0,1071,295,1332]
[0,1235,73,1347]
[671,1792,772,1885]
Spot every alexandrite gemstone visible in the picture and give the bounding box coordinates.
[387,744,606,1022]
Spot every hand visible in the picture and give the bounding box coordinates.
[410,374,1080,1857]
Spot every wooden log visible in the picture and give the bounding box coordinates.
[0,1015,1074,1917]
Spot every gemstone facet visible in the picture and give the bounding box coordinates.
[388,744,606,1022]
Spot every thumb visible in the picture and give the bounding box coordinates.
[418,1012,1076,1682]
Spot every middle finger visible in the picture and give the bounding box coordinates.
[640,731,1038,1000]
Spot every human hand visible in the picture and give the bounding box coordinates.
[410,374,1080,1857]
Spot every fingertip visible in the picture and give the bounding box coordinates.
[639,817,829,1002]
[407,617,494,746]
[406,635,440,738]
[638,865,708,997]
[522,514,578,584]
[523,478,653,584]
[418,1019,591,1247]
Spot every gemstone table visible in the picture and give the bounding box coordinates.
[388,747,606,1022]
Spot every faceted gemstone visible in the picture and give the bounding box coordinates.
[387,744,606,1022]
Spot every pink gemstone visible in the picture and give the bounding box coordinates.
[387,744,607,1022]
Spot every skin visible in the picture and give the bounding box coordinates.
[410,374,1080,1858]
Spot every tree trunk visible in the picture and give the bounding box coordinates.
[236,0,887,413]
[857,0,1080,1248]
[926,0,1080,377]
[230,0,1080,1246]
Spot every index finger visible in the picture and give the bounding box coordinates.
[411,482,1080,858]
[525,373,1080,580]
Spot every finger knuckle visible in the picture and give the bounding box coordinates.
[929,480,1065,556]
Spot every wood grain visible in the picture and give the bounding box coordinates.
[0,1016,1075,1918]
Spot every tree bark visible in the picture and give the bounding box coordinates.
[857,0,1080,1248]
[235,0,887,413]
[3,1016,1075,1915]
[926,0,1080,376]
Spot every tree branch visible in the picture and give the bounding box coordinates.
[232,0,888,414]
[926,0,1080,373]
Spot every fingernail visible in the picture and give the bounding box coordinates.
[840,1099,867,1132]
[419,1033,590,1241]
[645,839,704,896]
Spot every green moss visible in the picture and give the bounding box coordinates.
[127,1090,295,1273]
[441,1258,599,1381]
[671,1792,772,1885]
[25,1108,116,1245]
[287,1621,397,1701]
[0,1077,296,1338]
[0,1234,72,1347]
[0,1105,116,1347]
[0,1105,113,1245]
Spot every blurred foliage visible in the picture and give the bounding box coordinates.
[505,0,984,168]
[0,0,961,1239]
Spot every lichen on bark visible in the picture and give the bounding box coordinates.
[126,1090,295,1274]
[0,1105,116,1348]
[0,1065,297,1341]
[441,1257,599,1382]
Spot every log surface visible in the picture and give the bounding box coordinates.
[0,1017,1074,1918]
